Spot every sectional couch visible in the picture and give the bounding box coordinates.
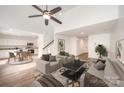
[79,59,124,87]
[36,53,75,74]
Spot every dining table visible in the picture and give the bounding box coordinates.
[15,50,32,61]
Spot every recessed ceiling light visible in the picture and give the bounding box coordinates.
[59,12,62,15]
[80,32,84,35]
[9,28,13,32]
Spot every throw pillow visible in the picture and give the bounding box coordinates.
[94,61,106,70]
[96,59,106,64]
[41,54,51,61]
[59,51,65,56]
[65,52,69,56]
[49,55,56,62]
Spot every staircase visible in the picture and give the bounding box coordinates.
[43,40,54,50]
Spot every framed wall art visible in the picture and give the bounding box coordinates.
[116,39,124,64]
[58,39,65,51]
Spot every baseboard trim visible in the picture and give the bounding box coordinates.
[77,52,88,56]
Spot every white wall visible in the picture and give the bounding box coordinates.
[37,34,44,58]
[70,37,78,55]
[0,34,37,46]
[53,34,72,55]
[55,6,118,33]
[78,39,83,54]
[81,37,88,53]
[77,39,83,55]
[43,25,54,47]
[88,33,111,58]
[48,34,86,56]
[44,34,73,56]
[0,38,36,46]
[71,37,87,56]
[110,6,124,59]
[42,24,55,54]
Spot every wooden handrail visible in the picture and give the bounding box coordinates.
[43,40,54,50]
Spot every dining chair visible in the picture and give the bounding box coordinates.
[8,52,17,62]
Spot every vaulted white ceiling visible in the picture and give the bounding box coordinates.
[0,5,119,37]
[0,5,76,36]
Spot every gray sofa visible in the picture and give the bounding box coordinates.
[36,54,75,74]
[79,59,124,87]
[36,58,62,74]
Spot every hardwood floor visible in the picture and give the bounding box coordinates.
[0,57,36,87]
[78,53,88,61]
[0,53,93,87]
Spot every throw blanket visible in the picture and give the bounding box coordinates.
[84,72,108,87]
[37,74,64,87]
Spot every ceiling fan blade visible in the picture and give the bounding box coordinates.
[51,16,62,24]
[50,7,62,15]
[45,19,49,26]
[28,15,42,18]
[32,5,43,13]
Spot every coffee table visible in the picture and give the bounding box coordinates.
[63,60,84,71]
[52,60,86,87]
[62,60,86,86]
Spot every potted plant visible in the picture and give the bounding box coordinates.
[95,44,108,59]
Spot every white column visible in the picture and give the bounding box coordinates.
[37,34,44,58]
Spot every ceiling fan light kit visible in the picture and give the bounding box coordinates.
[43,13,50,19]
[28,5,62,26]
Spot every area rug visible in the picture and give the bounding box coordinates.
[84,72,108,87]
[37,74,64,87]
[8,58,33,65]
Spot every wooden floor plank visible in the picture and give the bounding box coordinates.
[78,53,88,60]
[0,58,36,87]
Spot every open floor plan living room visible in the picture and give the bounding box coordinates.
[0,5,124,87]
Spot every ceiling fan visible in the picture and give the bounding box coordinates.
[28,5,62,26]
